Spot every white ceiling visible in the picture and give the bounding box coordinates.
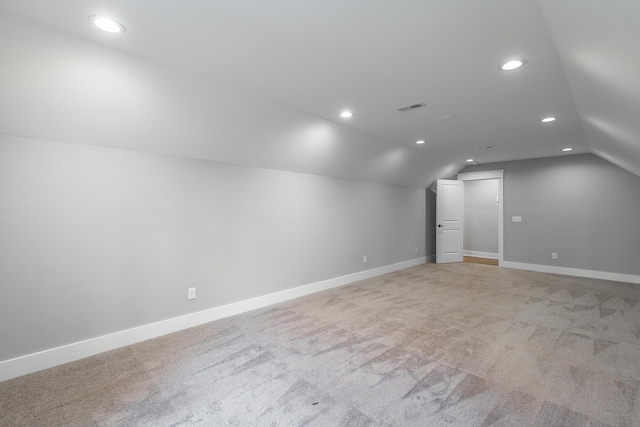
[1,0,639,184]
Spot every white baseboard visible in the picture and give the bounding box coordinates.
[464,251,499,259]
[501,261,640,285]
[0,257,426,383]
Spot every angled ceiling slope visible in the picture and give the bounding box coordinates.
[0,10,457,188]
[0,0,639,182]
[539,0,640,178]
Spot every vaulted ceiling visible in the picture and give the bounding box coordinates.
[1,0,639,186]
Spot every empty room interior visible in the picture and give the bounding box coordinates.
[2,1,640,426]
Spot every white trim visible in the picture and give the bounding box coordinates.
[464,250,499,259]
[0,257,426,383]
[497,178,504,264]
[501,261,640,285]
[457,170,504,181]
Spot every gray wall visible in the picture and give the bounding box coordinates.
[0,135,426,361]
[462,154,640,275]
[463,179,499,255]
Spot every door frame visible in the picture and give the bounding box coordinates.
[456,170,504,266]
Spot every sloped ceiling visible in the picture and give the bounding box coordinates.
[0,0,638,185]
[539,1,640,178]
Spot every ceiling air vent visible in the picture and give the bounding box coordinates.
[397,102,427,113]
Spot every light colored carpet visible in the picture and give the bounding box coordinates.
[2,263,640,426]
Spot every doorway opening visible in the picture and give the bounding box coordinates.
[435,170,504,265]
[458,170,503,266]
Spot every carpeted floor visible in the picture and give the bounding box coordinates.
[2,263,640,426]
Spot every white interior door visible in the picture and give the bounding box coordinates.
[436,179,464,263]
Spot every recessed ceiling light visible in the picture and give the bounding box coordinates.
[340,111,354,118]
[500,59,526,71]
[89,16,126,33]
[562,148,573,152]
[541,117,557,123]
[415,140,426,145]
[466,159,474,163]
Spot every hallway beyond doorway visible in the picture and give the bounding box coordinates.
[464,255,499,266]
